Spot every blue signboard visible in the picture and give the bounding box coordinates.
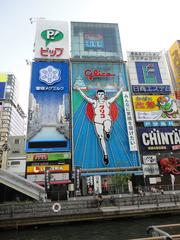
[135,62,162,84]
[0,82,6,99]
[26,62,70,153]
[132,85,171,94]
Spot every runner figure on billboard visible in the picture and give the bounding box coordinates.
[76,86,123,166]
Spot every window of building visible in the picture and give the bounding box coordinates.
[14,139,20,144]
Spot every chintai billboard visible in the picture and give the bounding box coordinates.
[137,126,180,153]
[26,61,70,153]
[72,62,140,170]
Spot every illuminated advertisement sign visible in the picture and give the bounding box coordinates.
[27,172,70,184]
[72,62,140,170]
[34,20,69,60]
[27,152,71,161]
[26,62,70,153]
[71,22,122,60]
[137,126,180,152]
[84,33,104,50]
[132,95,180,121]
[135,62,162,84]
[0,73,7,99]
[169,41,180,88]
[132,85,171,94]
[26,163,69,174]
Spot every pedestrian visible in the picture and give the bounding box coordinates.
[96,193,103,208]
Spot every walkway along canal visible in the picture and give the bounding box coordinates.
[0,191,180,230]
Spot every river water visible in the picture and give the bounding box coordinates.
[0,215,180,240]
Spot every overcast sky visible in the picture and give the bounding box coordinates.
[0,0,179,114]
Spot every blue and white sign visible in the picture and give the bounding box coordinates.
[0,83,6,99]
[132,85,171,94]
[26,61,70,153]
[135,62,162,84]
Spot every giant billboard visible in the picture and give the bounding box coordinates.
[137,126,180,153]
[26,62,70,153]
[127,52,173,91]
[71,22,123,60]
[34,20,69,60]
[72,62,140,170]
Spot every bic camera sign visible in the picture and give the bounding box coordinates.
[41,29,64,46]
[34,20,69,60]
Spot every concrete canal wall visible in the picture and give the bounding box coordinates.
[0,192,180,229]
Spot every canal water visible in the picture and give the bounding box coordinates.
[0,215,180,240]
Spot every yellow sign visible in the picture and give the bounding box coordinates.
[0,73,7,82]
[27,164,70,174]
[169,41,180,87]
[133,95,179,121]
[133,95,176,111]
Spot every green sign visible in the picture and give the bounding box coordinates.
[41,29,64,46]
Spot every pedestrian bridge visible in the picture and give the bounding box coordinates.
[0,169,47,201]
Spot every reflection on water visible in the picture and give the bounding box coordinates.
[0,215,180,240]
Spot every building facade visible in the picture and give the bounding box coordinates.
[0,73,26,169]
[127,50,180,187]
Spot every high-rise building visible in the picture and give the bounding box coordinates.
[0,73,26,169]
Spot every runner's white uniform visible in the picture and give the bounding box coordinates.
[93,101,111,124]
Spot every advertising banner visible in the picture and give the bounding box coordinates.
[143,155,157,164]
[26,164,69,174]
[142,164,159,176]
[169,41,180,88]
[132,85,171,94]
[123,91,137,151]
[27,152,71,161]
[34,20,69,60]
[27,172,70,184]
[0,73,7,99]
[137,126,180,152]
[26,62,70,153]
[132,95,179,121]
[72,62,140,170]
[135,62,162,84]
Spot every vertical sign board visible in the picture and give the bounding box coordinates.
[72,62,140,170]
[34,20,69,60]
[0,103,2,127]
[169,41,180,89]
[0,73,7,100]
[122,91,137,151]
[26,61,70,153]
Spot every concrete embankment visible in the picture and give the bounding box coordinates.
[0,192,180,229]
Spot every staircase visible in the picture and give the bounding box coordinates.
[0,169,47,201]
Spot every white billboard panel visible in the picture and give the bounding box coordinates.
[34,20,69,60]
